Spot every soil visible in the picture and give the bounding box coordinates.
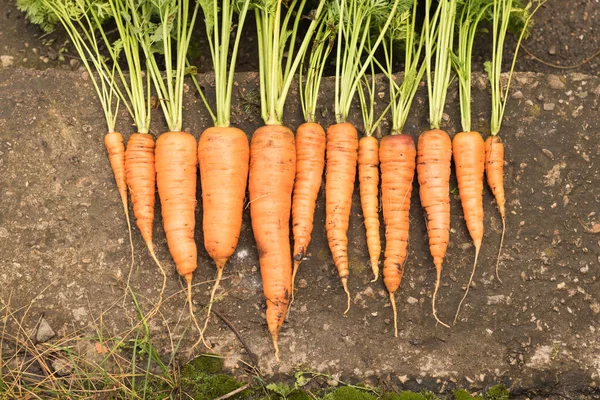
[1,68,600,398]
[1,0,600,398]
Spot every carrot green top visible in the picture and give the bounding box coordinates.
[253,0,326,127]
[451,0,493,133]
[299,4,336,124]
[424,0,457,130]
[487,0,544,136]
[385,0,426,135]
[132,0,199,133]
[334,0,406,125]
[195,0,251,128]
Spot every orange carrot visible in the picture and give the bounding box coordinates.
[325,122,358,313]
[380,134,416,336]
[104,131,134,270]
[249,125,296,361]
[155,131,198,328]
[292,122,326,295]
[198,126,249,335]
[125,133,157,255]
[358,135,381,281]
[417,129,452,327]
[124,132,167,314]
[485,135,506,281]
[452,131,485,323]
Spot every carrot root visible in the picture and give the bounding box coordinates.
[358,136,381,282]
[201,266,224,340]
[495,218,506,282]
[187,274,206,350]
[105,131,135,304]
[325,122,358,313]
[342,277,351,315]
[453,245,481,324]
[390,292,398,338]
[432,266,450,328]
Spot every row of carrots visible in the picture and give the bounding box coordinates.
[25,0,544,361]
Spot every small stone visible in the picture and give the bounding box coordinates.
[1,55,15,68]
[542,149,554,160]
[548,45,557,55]
[297,278,308,289]
[407,296,418,305]
[511,90,523,99]
[327,379,339,387]
[36,318,56,343]
[487,295,510,305]
[69,59,80,69]
[0,227,8,238]
[398,375,409,384]
[52,359,73,376]
[82,125,93,133]
[591,302,600,315]
[543,103,556,111]
[547,75,566,90]
[442,113,450,122]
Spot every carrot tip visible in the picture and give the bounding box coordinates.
[272,336,280,363]
[390,292,398,338]
[341,278,351,315]
[432,267,450,329]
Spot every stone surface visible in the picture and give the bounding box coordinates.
[1,69,600,397]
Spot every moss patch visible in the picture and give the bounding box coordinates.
[180,354,251,399]
[486,384,509,400]
[324,386,376,400]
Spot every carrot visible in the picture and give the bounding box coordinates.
[452,131,485,323]
[449,0,493,323]
[380,134,416,337]
[291,7,335,305]
[358,134,381,282]
[105,131,135,268]
[198,126,249,335]
[485,135,506,281]
[125,134,156,254]
[252,0,327,360]
[326,122,358,313]
[486,0,544,281]
[292,122,326,290]
[417,129,452,327]
[249,125,296,361]
[378,0,426,335]
[155,131,199,337]
[418,0,456,327]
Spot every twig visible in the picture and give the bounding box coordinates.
[214,383,250,400]
[200,303,259,367]
[521,46,600,70]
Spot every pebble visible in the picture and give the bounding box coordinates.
[511,90,523,99]
[52,359,73,376]
[547,75,566,90]
[36,318,56,343]
[69,59,80,69]
[548,45,557,55]
[0,227,8,238]
[442,113,450,122]
[543,103,556,111]
[1,55,15,68]
[297,278,307,289]
[407,296,418,305]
